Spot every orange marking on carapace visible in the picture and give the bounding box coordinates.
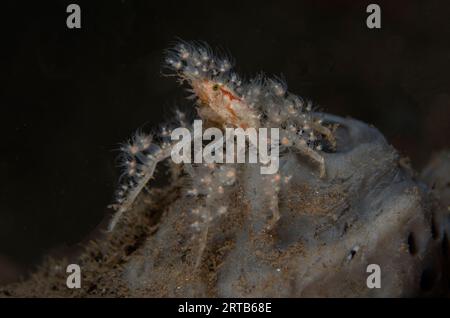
[219,86,242,124]
[225,103,238,119]
[219,87,241,102]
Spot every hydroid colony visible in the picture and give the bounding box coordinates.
[110,41,337,264]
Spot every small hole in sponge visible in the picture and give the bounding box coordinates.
[408,232,417,255]
[420,268,436,292]
[431,216,439,240]
[442,232,449,258]
[347,246,359,261]
[349,250,356,260]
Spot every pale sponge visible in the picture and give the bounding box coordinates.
[116,114,447,297]
[1,114,447,297]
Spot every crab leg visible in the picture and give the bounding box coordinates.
[310,121,337,150]
[294,139,326,178]
[108,146,173,231]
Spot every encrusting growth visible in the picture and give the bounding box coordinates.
[109,41,337,261]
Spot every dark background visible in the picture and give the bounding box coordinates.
[1,0,449,281]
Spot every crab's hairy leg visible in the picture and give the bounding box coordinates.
[191,133,236,269]
[195,209,210,269]
[292,139,326,178]
[191,148,218,270]
[309,121,336,150]
[244,137,281,229]
[108,147,173,231]
[266,174,281,230]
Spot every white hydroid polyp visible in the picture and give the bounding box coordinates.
[170,120,279,175]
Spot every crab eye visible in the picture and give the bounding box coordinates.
[212,84,220,91]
